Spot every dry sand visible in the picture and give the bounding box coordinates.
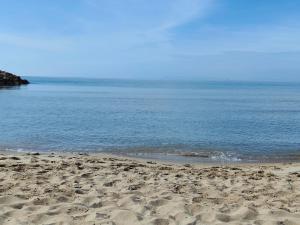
[0,152,299,225]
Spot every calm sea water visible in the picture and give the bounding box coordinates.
[1,77,300,162]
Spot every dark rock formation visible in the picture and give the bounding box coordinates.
[0,70,29,86]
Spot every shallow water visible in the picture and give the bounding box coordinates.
[1,77,300,162]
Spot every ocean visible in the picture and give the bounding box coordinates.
[1,77,300,163]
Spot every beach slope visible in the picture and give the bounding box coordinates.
[0,152,299,225]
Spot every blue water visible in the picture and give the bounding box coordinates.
[1,77,300,162]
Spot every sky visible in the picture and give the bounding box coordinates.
[1,0,300,81]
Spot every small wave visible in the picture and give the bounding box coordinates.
[178,151,241,162]
[210,152,241,162]
[1,147,28,153]
[110,148,243,163]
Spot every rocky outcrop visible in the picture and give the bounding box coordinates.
[0,70,29,86]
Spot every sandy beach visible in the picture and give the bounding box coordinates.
[0,152,299,225]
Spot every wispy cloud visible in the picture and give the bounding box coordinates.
[172,23,300,57]
[1,0,300,80]
[157,0,214,31]
[0,0,215,52]
[0,33,74,52]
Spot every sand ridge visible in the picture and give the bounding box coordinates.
[0,152,299,225]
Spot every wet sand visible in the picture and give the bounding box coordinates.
[0,152,299,225]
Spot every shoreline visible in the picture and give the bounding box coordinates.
[2,149,299,166]
[0,151,299,224]
[1,148,300,164]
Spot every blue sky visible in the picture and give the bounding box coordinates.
[1,0,300,81]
